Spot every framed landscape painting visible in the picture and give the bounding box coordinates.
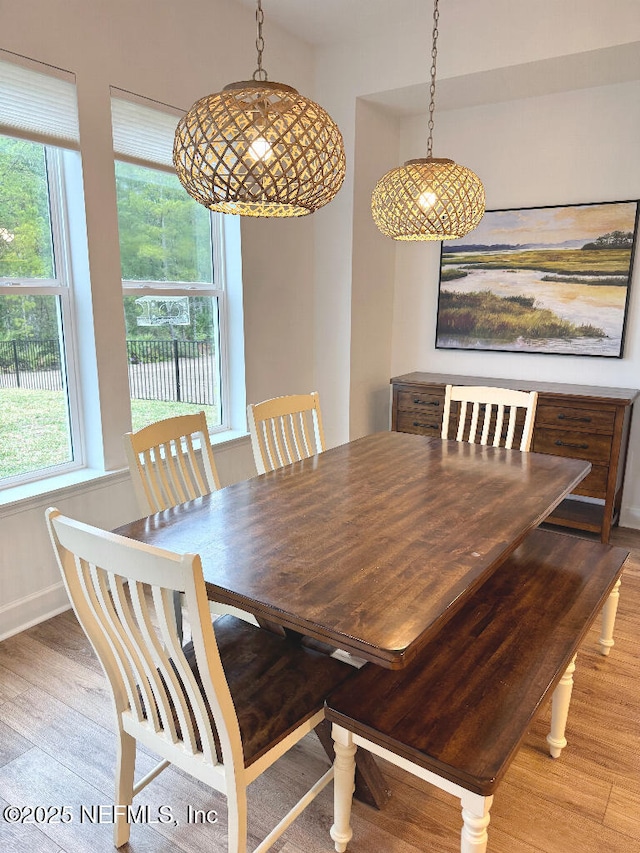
[435,200,639,357]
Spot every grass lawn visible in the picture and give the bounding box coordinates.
[0,388,219,480]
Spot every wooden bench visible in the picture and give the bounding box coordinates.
[325,528,627,853]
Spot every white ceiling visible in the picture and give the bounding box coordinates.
[231,0,422,47]
[230,1,640,115]
[364,41,640,116]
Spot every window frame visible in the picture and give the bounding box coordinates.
[0,140,85,488]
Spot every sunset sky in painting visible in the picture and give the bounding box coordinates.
[450,201,638,247]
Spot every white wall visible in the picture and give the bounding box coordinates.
[0,0,318,637]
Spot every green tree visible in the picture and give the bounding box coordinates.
[0,135,59,343]
[0,136,53,280]
[115,162,213,283]
[116,161,216,344]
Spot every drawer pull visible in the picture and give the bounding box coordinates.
[413,398,440,407]
[555,440,589,450]
[557,413,592,423]
[413,421,438,430]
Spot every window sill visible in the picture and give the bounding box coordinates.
[208,427,250,449]
[0,428,250,517]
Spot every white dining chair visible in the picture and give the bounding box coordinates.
[124,411,221,513]
[45,507,354,852]
[247,392,326,474]
[124,411,257,628]
[441,384,538,451]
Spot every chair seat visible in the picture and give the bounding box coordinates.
[183,615,353,767]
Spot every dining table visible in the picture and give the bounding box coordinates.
[115,431,591,666]
[114,430,591,808]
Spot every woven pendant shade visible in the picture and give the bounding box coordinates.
[173,80,346,217]
[372,157,485,241]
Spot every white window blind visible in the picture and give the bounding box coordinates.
[111,90,184,173]
[0,50,79,149]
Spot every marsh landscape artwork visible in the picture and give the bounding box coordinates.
[435,200,639,357]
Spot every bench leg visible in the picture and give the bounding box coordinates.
[599,578,621,656]
[460,791,493,853]
[331,725,356,853]
[547,653,576,758]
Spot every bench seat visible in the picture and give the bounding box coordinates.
[326,528,627,852]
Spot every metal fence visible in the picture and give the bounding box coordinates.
[0,338,217,406]
[127,340,217,405]
[0,339,63,390]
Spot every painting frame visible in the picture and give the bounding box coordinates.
[435,199,639,358]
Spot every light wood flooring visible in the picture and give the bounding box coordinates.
[1,527,639,853]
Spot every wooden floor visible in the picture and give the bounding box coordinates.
[1,527,639,853]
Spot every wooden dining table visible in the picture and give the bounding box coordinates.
[115,431,591,670]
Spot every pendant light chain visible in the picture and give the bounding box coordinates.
[426,0,440,158]
[253,0,268,82]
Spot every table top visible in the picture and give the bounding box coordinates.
[115,432,591,668]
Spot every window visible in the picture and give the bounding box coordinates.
[111,92,228,433]
[0,54,81,486]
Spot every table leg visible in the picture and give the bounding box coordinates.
[599,578,621,655]
[315,720,391,810]
[546,654,576,758]
[331,726,356,852]
[460,792,493,853]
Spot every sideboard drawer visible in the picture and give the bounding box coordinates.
[535,403,616,434]
[396,410,442,436]
[397,388,444,414]
[532,427,612,464]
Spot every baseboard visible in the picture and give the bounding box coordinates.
[0,581,71,641]
[620,505,640,531]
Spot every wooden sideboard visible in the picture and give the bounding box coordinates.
[391,372,638,543]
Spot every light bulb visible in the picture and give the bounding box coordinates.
[418,190,437,210]
[248,136,272,161]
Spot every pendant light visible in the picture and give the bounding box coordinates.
[371,0,485,240]
[173,0,346,218]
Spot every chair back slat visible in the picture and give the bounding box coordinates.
[281,415,299,465]
[505,406,518,449]
[469,401,480,442]
[442,385,538,452]
[162,440,190,506]
[263,418,283,471]
[247,392,326,474]
[479,403,491,445]
[124,412,221,515]
[294,411,313,458]
[138,447,164,511]
[456,401,468,442]
[493,405,505,447]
